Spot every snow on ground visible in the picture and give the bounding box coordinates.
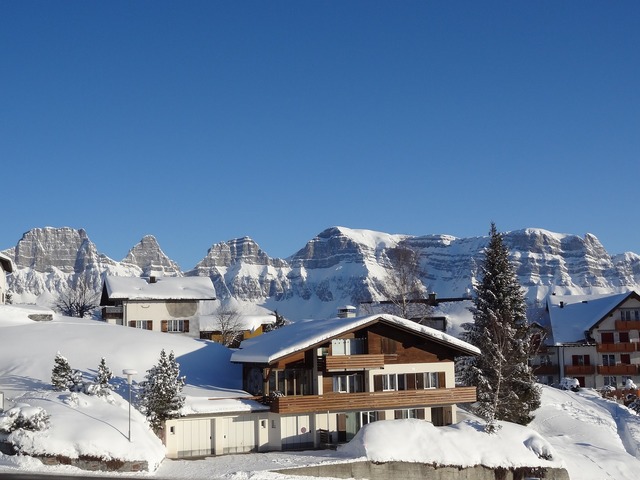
[2,304,640,479]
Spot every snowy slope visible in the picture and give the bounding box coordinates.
[1,305,640,478]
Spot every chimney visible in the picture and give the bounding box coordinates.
[149,276,157,284]
[337,305,357,319]
[428,292,437,305]
[559,301,564,308]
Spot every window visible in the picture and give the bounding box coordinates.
[621,354,631,365]
[619,332,630,343]
[331,338,365,355]
[374,373,407,392]
[602,354,615,366]
[394,409,425,420]
[572,355,590,366]
[417,372,441,389]
[600,332,614,344]
[167,319,185,332]
[129,320,151,330]
[604,376,617,388]
[161,319,190,333]
[620,308,640,321]
[268,369,311,396]
[360,411,378,426]
[334,374,363,393]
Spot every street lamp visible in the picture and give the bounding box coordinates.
[122,369,138,442]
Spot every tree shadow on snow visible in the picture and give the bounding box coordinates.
[175,340,243,391]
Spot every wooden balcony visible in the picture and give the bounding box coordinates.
[532,364,557,375]
[101,306,123,320]
[564,365,596,375]
[597,364,638,375]
[324,354,385,371]
[270,387,477,414]
[596,342,637,353]
[615,320,640,331]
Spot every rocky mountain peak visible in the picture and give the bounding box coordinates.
[122,235,181,276]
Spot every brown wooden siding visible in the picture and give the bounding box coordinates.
[325,354,385,371]
[597,364,638,375]
[596,342,637,353]
[270,387,477,414]
[615,320,640,331]
[564,365,596,375]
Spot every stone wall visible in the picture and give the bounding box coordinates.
[276,461,570,480]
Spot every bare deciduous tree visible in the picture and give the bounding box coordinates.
[383,244,428,319]
[53,275,99,318]
[214,306,245,347]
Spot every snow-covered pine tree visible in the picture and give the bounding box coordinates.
[139,349,186,433]
[51,352,72,391]
[459,223,540,432]
[94,357,113,396]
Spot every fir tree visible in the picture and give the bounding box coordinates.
[139,349,185,433]
[51,352,72,391]
[459,223,541,432]
[94,357,113,396]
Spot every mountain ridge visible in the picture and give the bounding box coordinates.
[3,226,640,320]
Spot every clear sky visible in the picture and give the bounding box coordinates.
[1,1,638,269]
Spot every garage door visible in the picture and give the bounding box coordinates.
[218,415,258,454]
[177,418,213,457]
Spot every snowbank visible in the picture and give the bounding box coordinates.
[339,418,562,469]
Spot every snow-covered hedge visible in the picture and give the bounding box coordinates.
[0,404,50,433]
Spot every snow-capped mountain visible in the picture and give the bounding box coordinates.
[3,226,640,319]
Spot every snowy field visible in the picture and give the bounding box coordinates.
[2,306,640,479]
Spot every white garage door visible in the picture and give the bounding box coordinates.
[177,418,212,457]
[218,415,258,454]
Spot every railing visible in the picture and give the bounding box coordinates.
[101,306,123,320]
[615,320,640,331]
[564,365,596,375]
[596,342,637,353]
[597,364,638,375]
[324,354,386,371]
[532,364,557,375]
[270,387,477,414]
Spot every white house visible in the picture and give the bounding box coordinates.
[164,313,479,458]
[99,275,216,336]
[531,291,640,390]
[0,252,13,305]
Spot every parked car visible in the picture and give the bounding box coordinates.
[560,377,580,392]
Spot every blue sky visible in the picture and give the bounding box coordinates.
[2,1,638,269]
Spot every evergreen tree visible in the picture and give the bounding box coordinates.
[51,352,72,391]
[94,357,113,396]
[459,223,541,432]
[139,349,185,433]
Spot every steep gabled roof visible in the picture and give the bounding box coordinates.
[546,291,637,344]
[0,252,13,273]
[102,275,216,301]
[230,314,480,364]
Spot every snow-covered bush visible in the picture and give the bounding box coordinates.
[0,404,50,433]
[560,377,580,392]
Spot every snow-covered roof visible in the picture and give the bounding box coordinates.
[546,291,635,343]
[199,314,275,333]
[103,275,216,301]
[0,252,13,273]
[230,313,480,364]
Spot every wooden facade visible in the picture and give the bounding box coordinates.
[237,317,477,420]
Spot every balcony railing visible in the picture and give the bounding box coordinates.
[269,387,477,414]
[101,306,123,320]
[324,354,386,371]
[564,365,596,375]
[532,364,557,375]
[597,364,638,375]
[596,342,637,353]
[615,320,640,331]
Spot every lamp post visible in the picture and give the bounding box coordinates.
[122,369,138,442]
